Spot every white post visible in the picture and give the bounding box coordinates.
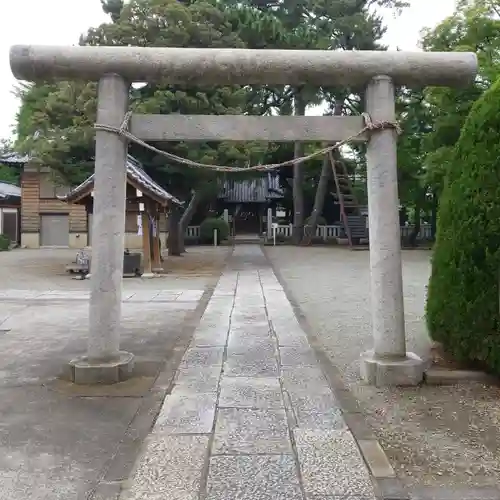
[273,223,277,246]
[267,207,273,239]
[213,228,218,247]
[69,73,135,384]
[360,75,424,386]
[223,208,229,223]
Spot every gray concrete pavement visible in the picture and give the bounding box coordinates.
[121,246,377,500]
[0,247,226,500]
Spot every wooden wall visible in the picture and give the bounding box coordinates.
[21,166,169,249]
[21,171,41,233]
[21,168,87,234]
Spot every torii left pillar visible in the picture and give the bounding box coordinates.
[69,73,135,384]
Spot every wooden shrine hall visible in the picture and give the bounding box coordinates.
[60,155,182,276]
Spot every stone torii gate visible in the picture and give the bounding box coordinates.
[10,46,477,386]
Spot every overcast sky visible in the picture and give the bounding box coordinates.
[0,0,457,141]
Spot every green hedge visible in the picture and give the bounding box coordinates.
[199,217,229,244]
[0,234,10,251]
[426,77,500,375]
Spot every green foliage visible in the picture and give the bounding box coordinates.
[420,0,500,196]
[0,166,18,184]
[0,234,11,251]
[101,0,124,22]
[391,0,500,233]
[426,76,500,375]
[16,81,97,185]
[0,140,20,183]
[16,0,259,190]
[199,217,229,243]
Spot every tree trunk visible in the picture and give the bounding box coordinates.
[178,190,203,253]
[167,205,182,256]
[301,99,344,245]
[291,93,306,245]
[430,191,438,241]
[409,198,423,247]
[301,153,331,244]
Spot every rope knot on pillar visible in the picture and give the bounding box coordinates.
[119,110,133,134]
[362,112,402,135]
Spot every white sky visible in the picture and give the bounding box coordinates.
[0,0,457,141]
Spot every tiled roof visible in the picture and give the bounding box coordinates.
[59,155,183,206]
[0,181,21,199]
[0,152,31,165]
[218,173,284,203]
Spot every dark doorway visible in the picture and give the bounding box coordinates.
[2,211,19,244]
[234,206,261,235]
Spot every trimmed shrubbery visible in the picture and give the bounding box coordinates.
[199,217,229,244]
[426,77,500,375]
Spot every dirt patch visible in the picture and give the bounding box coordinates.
[429,341,468,370]
[429,341,494,373]
[0,247,231,289]
[10,252,71,277]
[46,376,157,397]
[163,247,230,276]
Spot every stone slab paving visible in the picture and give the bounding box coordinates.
[121,245,375,500]
[0,288,204,303]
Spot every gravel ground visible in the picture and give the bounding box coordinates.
[266,246,500,489]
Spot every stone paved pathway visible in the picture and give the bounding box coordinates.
[120,245,375,500]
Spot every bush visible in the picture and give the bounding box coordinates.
[199,217,229,244]
[426,78,500,375]
[0,234,10,251]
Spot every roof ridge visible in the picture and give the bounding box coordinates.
[57,155,182,206]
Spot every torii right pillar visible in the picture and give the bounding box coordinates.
[360,75,425,386]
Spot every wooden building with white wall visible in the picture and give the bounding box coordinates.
[2,153,180,249]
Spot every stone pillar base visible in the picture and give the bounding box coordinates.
[68,351,135,385]
[141,272,155,279]
[360,350,425,386]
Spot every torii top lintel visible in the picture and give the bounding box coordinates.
[10,45,477,88]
